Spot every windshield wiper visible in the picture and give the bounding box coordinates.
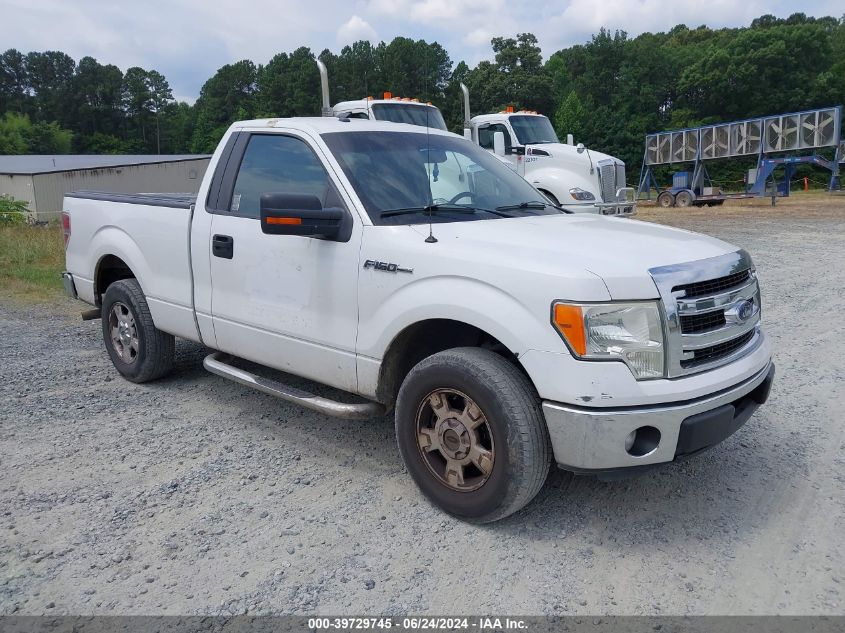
[495,201,548,213]
[380,204,493,219]
[495,200,573,215]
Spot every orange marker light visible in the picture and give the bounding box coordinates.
[505,105,515,113]
[383,91,392,100]
[266,216,302,225]
[553,304,587,356]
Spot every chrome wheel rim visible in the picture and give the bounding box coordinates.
[415,388,495,492]
[109,302,139,364]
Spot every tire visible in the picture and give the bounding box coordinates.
[657,191,675,208]
[675,190,694,208]
[395,347,551,523]
[101,279,174,383]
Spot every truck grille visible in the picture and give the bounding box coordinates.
[673,269,752,298]
[649,251,762,377]
[681,330,755,368]
[680,311,726,333]
[598,160,618,202]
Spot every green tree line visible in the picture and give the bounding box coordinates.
[2,12,844,179]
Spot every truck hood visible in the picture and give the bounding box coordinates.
[410,214,738,299]
[527,143,616,165]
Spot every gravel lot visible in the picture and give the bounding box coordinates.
[1,196,843,616]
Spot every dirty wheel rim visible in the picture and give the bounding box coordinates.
[109,302,139,365]
[415,388,495,492]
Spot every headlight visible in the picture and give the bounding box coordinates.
[552,301,665,379]
[569,187,595,201]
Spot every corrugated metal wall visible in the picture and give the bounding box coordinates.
[0,174,36,220]
[27,158,211,220]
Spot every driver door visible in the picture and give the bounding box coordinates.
[207,131,362,393]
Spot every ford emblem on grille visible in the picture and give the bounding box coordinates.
[735,299,754,322]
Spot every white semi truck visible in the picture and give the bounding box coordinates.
[62,115,773,523]
[459,84,635,216]
[317,60,448,131]
[317,61,633,216]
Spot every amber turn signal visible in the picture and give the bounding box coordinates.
[552,303,586,356]
[265,216,302,225]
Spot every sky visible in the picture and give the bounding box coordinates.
[2,0,843,103]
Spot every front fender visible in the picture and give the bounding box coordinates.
[357,274,564,361]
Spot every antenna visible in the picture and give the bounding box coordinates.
[424,98,438,243]
[424,59,437,244]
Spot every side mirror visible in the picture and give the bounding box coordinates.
[493,131,506,157]
[260,193,343,240]
[576,142,585,154]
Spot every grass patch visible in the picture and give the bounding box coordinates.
[0,224,66,303]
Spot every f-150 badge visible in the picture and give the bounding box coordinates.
[363,260,413,274]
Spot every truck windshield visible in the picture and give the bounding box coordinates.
[509,115,560,145]
[370,103,448,131]
[321,131,562,226]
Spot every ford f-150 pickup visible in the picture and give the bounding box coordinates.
[62,116,775,522]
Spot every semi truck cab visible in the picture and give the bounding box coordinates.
[317,60,447,131]
[461,85,636,216]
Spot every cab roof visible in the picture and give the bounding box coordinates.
[231,116,458,137]
[470,112,547,125]
[332,99,439,110]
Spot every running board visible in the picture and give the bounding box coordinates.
[203,352,385,420]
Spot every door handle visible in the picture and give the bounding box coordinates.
[212,234,234,259]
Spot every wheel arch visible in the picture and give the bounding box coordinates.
[88,226,152,306]
[94,254,137,305]
[375,318,527,409]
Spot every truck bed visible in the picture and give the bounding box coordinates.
[63,190,199,342]
[66,191,197,209]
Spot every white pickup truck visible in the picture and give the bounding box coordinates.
[62,116,775,523]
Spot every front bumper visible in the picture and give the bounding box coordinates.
[542,361,775,473]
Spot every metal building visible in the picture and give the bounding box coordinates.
[0,155,211,221]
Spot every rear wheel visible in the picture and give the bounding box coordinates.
[675,190,694,208]
[657,191,675,208]
[101,279,174,383]
[395,347,551,523]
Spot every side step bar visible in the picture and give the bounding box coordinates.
[203,351,386,420]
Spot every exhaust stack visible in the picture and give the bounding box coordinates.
[460,83,471,127]
[316,60,331,117]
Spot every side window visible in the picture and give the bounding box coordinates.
[228,134,337,219]
[477,124,512,151]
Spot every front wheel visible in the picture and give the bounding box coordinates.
[395,348,551,523]
[101,279,174,383]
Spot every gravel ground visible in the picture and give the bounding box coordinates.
[1,197,843,616]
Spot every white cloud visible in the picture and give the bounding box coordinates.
[337,15,378,44]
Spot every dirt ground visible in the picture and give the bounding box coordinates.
[1,194,843,616]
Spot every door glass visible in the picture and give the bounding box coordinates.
[229,135,334,219]
[478,124,512,151]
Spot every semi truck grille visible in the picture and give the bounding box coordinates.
[598,160,621,202]
[649,251,762,377]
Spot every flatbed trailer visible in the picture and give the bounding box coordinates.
[654,189,787,208]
